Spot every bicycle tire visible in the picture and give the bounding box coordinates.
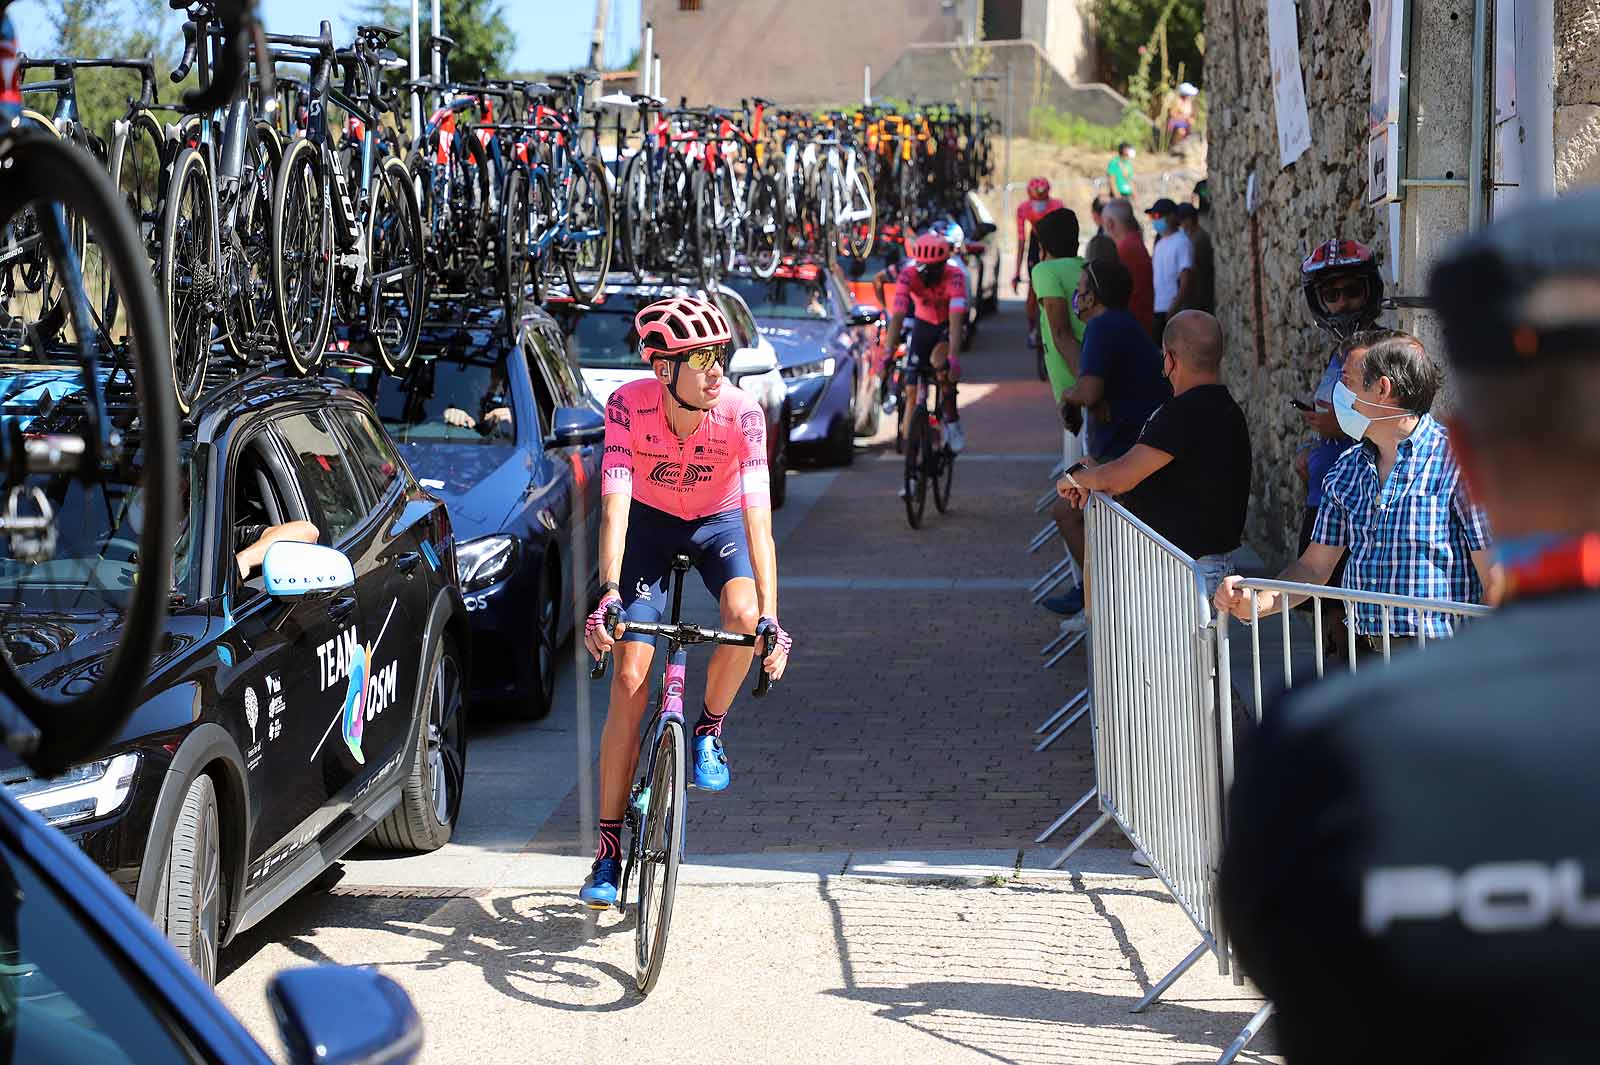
[105,109,165,332]
[159,147,217,416]
[633,719,684,995]
[369,154,426,375]
[617,151,649,283]
[746,167,783,279]
[270,136,333,377]
[0,129,178,771]
[903,411,927,529]
[561,155,612,305]
[658,151,692,279]
[932,431,954,513]
[498,165,531,317]
[221,121,282,365]
[691,169,719,292]
[524,168,557,304]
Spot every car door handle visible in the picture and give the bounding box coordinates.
[395,551,421,575]
[329,595,359,623]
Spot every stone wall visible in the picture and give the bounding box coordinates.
[1202,0,1384,568]
[1556,2,1600,189]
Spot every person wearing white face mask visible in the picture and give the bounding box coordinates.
[1214,329,1501,654]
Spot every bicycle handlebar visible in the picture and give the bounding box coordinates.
[589,607,773,698]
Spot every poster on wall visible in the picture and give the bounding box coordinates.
[1368,0,1404,204]
[1266,0,1312,168]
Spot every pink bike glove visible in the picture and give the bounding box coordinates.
[586,592,622,639]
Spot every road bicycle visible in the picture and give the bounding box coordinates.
[902,374,954,529]
[616,94,693,284]
[269,21,425,377]
[0,0,183,769]
[589,553,773,994]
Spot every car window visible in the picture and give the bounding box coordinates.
[716,293,758,349]
[553,306,638,370]
[0,838,205,1063]
[333,408,403,500]
[723,275,831,320]
[531,323,586,407]
[275,410,368,544]
[521,335,559,436]
[328,358,515,447]
[230,433,296,598]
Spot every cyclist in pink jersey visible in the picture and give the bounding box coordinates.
[1013,177,1065,293]
[885,231,968,456]
[579,297,791,909]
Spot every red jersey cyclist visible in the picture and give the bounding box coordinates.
[579,297,792,908]
[1013,176,1065,294]
[884,230,968,457]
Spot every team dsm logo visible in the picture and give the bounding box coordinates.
[647,461,715,488]
[1364,860,1600,935]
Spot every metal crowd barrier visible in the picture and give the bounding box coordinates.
[1037,495,1494,1064]
[1203,577,1493,1062]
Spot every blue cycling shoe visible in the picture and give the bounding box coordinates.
[579,858,621,909]
[691,735,730,791]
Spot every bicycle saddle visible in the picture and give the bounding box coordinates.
[356,24,403,44]
[428,33,455,55]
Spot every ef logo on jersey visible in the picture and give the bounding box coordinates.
[740,409,763,444]
[646,461,716,490]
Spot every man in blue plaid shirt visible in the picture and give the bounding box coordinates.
[1215,330,1500,650]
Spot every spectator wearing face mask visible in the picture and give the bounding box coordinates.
[1173,204,1214,314]
[1101,199,1155,334]
[1107,143,1138,205]
[1214,330,1501,653]
[1146,198,1195,339]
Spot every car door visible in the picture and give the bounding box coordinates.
[213,425,354,887]
[271,408,416,818]
[523,323,595,615]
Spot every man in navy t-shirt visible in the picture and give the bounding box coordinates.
[1042,258,1171,618]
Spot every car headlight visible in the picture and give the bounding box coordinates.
[3,752,140,828]
[455,535,519,594]
[780,356,836,381]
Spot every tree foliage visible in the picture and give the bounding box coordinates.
[27,0,183,144]
[359,0,514,82]
[1091,0,1204,94]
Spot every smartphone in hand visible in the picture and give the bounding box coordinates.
[1288,397,1314,412]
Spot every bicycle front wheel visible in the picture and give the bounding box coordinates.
[903,412,927,529]
[159,146,218,415]
[933,434,954,513]
[369,154,427,375]
[270,137,333,377]
[633,719,685,995]
[562,155,613,304]
[0,129,178,770]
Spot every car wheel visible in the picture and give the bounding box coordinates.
[507,558,560,721]
[828,388,856,466]
[367,635,467,853]
[769,412,789,510]
[158,773,222,985]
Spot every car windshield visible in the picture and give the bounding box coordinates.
[330,357,515,445]
[724,276,832,320]
[0,370,203,612]
[558,307,641,370]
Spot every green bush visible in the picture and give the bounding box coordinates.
[1029,105,1151,153]
[1091,0,1204,94]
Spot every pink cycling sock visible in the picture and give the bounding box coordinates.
[596,819,622,861]
[694,705,727,739]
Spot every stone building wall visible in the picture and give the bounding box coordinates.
[1201,0,1384,567]
[1556,3,1600,189]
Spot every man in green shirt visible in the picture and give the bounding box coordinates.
[1029,208,1086,423]
[1107,142,1138,206]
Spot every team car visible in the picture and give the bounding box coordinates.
[0,366,470,984]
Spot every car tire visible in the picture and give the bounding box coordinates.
[367,635,467,853]
[769,412,789,510]
[828,389,856,466]
[157,773,222,985]
[505,559,560,721]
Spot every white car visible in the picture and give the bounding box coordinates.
[549,279,791,508]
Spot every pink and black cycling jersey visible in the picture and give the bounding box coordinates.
[601,378,770,519]
[1016,196,1065,246]
[891,262,968,326]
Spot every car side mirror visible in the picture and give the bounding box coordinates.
[549,405,605,447]
[269,966,423,1065]
[262,542,356,600]
[972,219,997,240]
[848,305,882,327]
[728,345,778,375]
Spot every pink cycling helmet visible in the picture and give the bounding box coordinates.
[1027,177,1051,198]
[634,296,733,361]
[909,231,954,265]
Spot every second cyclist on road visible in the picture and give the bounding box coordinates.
[884,230,968,459]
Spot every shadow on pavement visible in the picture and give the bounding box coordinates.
[222,887,653,1011]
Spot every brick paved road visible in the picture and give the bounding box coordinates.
[528,301,1107,858]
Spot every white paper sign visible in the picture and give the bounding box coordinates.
[1267,0,1312,169]
[1368,0,1404,204]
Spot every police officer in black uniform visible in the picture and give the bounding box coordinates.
[1219,189,1600,1065]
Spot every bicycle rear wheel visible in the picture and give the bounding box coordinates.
[903,412,927,529]
[746,166,783,279]
[159,147,217,415]
[368,154,427,375]
[562,155,613,305]
[618,152,649,283]
[633,719,685,995]
[0,129,178,770]
[498,166,531,317]
[270,137,334,376]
